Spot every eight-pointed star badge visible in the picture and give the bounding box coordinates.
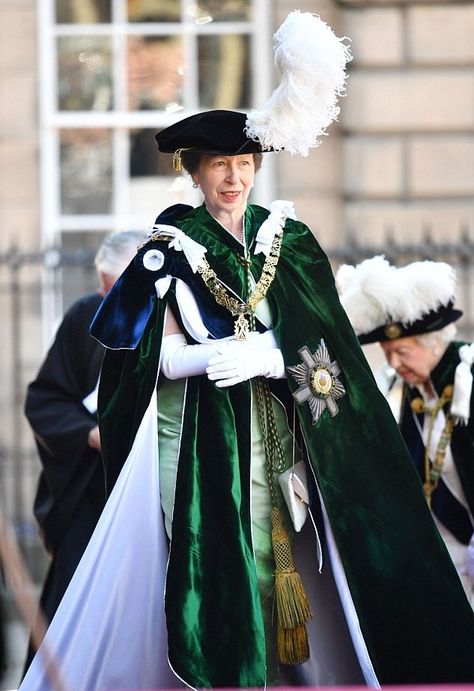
[287,340,345,424]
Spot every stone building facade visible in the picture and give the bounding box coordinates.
[272,0,474,247]
[342,0,474,245]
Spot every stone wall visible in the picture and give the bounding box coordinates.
[341,1,474,243]
[275,0,348,246]
[0,0,40,507]
[0,0,39,253]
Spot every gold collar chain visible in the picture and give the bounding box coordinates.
[410,385,455,506]
[196,226,284,340]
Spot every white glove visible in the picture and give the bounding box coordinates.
[206,331,285,388]
[161,330,285,384]
[161,333,231,380]
[466,534,474,583]
[245,329,280,351]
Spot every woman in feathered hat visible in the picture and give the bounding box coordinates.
[337,255,474,607]
[22,13,474,691]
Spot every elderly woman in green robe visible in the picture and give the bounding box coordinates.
[20,12,474,691]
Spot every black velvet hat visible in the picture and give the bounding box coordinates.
[357,301,463,345]
[155,12,352,170]
[155,110,266,170]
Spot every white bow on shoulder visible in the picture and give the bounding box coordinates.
[255,200,297,256]
[143,224,208,298]
[451,343,474,425]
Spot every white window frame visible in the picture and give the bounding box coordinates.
[38,0,275,248]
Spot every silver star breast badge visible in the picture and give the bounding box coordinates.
[287,339,345,424]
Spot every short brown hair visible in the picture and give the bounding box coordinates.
[181,151,263,175]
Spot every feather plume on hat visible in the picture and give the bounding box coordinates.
[336,256,462,344]
[245,11,352,156]
[336,256,398,335]
[395,261,456,325]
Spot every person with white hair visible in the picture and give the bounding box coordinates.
[23,229,145,672]
[336,255,474,607]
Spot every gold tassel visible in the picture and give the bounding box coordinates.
[271,506,312,664]
[277,624,310,665]
[172,147,193,172]
[172,149,183,171]
[254,377,312,665]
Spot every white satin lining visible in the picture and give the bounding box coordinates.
[20,397,180,691]
[171,278,271,343]
[175,280,217,343]
[321,499,380,688]
[305,447,379,688]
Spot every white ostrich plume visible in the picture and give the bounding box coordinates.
[336,256,458,336]
[336,256,398,335]
[395,260,457,324]
[245,11,352,156]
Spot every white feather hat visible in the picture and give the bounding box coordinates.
[245,10,352,156]
[335,256,463,344]
[156,11,351,167]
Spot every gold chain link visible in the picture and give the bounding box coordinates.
[411,385,456,507]
[196,228,283,320]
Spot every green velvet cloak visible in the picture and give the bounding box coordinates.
[98,204,474,688]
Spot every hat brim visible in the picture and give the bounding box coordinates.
[155,110,270,155]
[358,303,463,345]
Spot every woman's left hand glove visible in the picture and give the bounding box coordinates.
[206,331,285,387]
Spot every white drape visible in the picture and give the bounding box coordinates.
[20,396,179,691]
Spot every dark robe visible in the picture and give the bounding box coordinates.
[23,293,106,669]
[398,341,474,544]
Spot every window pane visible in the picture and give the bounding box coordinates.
[58,37,112,111]
[198,35,251,109]
[127,0,180,22]
[130,128,175,177]
[194,0,252,22]
[128,128,193,219]
[60,129,113,214]
[128,36,184,111]
[56,1,111,23]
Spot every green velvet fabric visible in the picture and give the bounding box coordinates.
[165,377,268,688]
[98,298,166,492]
[98,204,474,688]
[265,222,474,683]
[161,207,270,687]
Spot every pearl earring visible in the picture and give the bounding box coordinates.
[193,181,199,189]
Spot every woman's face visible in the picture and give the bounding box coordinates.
[192,154,255,221]
[380,335,444,387]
